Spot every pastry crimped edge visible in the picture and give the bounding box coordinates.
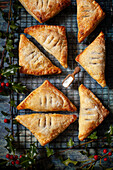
[19,34,62,75]
[16,80,77,112]
[78,84,109,141]
[76,0,105,43]
[24,25,68,68]
[75,32,106,87]
[15,113,77,146]
[19,0,71,23]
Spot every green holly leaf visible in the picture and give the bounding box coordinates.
[29,143,38,159]
[10,82,28,94]
[1,64,20,77]
[4,134,15,154]
[105,125,113,145]
[5,127,11,133]
[46,146,54,157]
[0,159,8,168]
[62,158,78,166]
[10,21,19,30]
[1,111,10,117]
[88,131,98,139]
[67,138,74,147]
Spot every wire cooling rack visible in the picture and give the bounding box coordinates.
[12,0,113,150]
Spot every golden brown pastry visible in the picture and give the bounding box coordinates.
[19,0,71,23]
[24,25,68,68]
[78,84,109,141]
[17,80,77,112]
[19,34,61,75]
[76,0,105,43]
[75,32,106,87]
[15,113,77,146]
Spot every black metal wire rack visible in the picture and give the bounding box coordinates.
[12,0,113,151]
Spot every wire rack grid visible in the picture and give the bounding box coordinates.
[11,0,113,151]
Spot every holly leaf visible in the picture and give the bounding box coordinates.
[1,64,20,77]
[46,147,54,157]
[62,158,78,166]
[67,138,74,147]
[1,111,10,117]
[5,127,10,133]
[105,125,113,145]
[20,143,38,168]
[4,134,15,154]
[10,82,28,94]
[87,131,98,139]
[29,143,38,159]
[0,159,8,168]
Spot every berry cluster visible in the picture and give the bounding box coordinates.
[94,149,112,162]
[0,75,9,93]
[6,154,22,165]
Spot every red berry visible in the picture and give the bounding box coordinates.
[0,87,2,93]
[10,155,14,160]
[1,82,5,87]
[11,161,15,165]
[15,160,20,164]
[4,119,8,123]
[14,155,18,160]
[19,155,22,158]
[104,158,107,161]
[108,152,112,156]
[6,154,10,159]
[103,149,107,154]
[94,155,98,160]
[5,82,9,87]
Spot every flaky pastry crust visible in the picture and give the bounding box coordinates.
[76,0,105,43]
[75,32,106,87]
[24,25,68,68]
[19,0,71,23]
[19,34,61,75]
[17,80,77,112]
[15,113,77,146]
[78,84,109,141]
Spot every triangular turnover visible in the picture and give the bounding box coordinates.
[78,84,109,141]
[19,0,71,23]
[17,80,77,112]
[15,113,77,146]
[19,34,61,75]
[24,25,68,68]
[76,0,105,43]
[75,32,106,87]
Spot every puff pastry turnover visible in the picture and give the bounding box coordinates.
[78,84,109,141]
[17,80,77,112]
[15,113,77,146]
[19,0,71,23]
[76,0,105,43]
[75,32,106,87]
[24,25,68,68]
[19,34,61,75]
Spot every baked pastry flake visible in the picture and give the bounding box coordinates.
[77,0,105,43]
[15,113,77,146]
[24,25,68,68]
[17,80,77,112]
[19,0,71,23]
[78,84,109,141]
[19,34,61,75]
[75,32,106,87]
